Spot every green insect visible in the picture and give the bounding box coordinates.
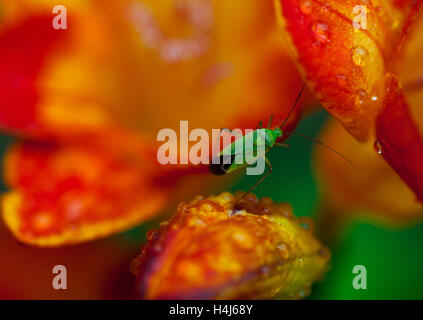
[209,84,351,194]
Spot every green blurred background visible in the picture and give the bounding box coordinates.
[1,110,423,299]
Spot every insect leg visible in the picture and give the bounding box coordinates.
[285,131,353,165]
[267,115,274,128]
[274,142,291,148]
[244,157,273,195]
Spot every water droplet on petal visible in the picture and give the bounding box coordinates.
[277,243,290,260]
[300,1,312,14]
[322,3,330,12]
[194,195,205,201]
[371,96,378,101]
[351,46,369,66]
[357,89,367,97]
[355,89,368,104]
[374,141,383,155]
[312,23,330,44]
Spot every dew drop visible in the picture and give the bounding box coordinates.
[188,217,206,227]
[277,243,290,260]
[312,23,330,44]
[351,46,369,66]
[371,96,379,101]
[355,89,368,104]
[194,195,205,201]
[322,3,330,12]
[357,89,367,97]
[374,141,383,155]
[300,1,312,14]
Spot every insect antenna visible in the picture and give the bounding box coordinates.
[279,83,306,130]
[285,131,353,165]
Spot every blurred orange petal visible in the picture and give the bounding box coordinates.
[0,224,136,299]
[133,192,330,299]
[0,15,67,137]
[2,141,167,246]
[1,0,304,140]
[395,0,423,86]
[315,118,422,224]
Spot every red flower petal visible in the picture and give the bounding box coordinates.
[0,15,67,137]
[376,74,423,202]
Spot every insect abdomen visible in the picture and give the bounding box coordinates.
[209,154,236,176]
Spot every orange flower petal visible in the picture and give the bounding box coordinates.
[2,141,167,246]
[1,1,304,141]
[276,0,407,141]
[133,193,330,300]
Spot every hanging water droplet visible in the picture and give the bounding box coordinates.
[312,23,330,44]
[322,3,330,12]
[374,141,383,155]
[277,243,290,260]
[351,46,369,66]
[300,0,312,14]
[357,89,367,97]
